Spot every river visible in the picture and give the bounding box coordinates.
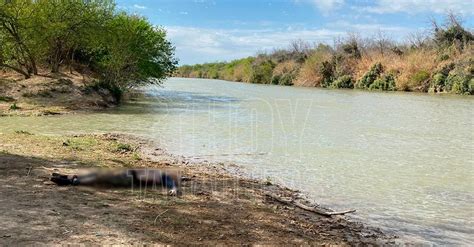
[1,78,473,245]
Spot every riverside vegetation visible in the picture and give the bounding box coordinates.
[0,0,177,106]
[176,15,473,95]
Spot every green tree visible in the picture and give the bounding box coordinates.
[0,0,38,77]
[94,13,177,92]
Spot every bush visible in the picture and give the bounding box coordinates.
[410,70,430,84]
[445,70,472,95]
[251,60,275,84]
[9,103,20,110]
[356,63,383,89]
[331,75,354,89]
[271,61,299,86]
[369,74,396,91]
[434,16,474,50]
[430,73,447,92]
[319,60,335,87]
[294,45,333,87]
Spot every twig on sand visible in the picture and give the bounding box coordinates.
[154,209,169,225]
[264,192,356,217]
[26,166,32,176]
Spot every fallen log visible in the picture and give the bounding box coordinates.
[264,192,356,217]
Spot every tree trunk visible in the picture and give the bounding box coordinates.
[51,41,63,73]
[0,63,30,79]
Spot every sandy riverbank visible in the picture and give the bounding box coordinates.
[0,72,117,117]
[0,131,396,245]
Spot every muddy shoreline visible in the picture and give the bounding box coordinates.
[0,131,398,245]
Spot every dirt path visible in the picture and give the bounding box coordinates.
[0,132,395,245]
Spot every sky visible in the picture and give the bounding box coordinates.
[116,0,474,65]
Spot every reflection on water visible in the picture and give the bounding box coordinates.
[1,78,473,245]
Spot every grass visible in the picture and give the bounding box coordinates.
[63,137,99,151]
[14,130,33,135]
[9,103,20,110]
[0,133,143,168]
[0,96,15,102]
[111,142,134,153]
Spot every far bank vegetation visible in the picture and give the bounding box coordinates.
[176,14,473,95]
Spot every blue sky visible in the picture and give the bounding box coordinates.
[116,0,474,65]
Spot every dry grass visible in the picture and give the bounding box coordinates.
[294,50,332,87]
[273,60,299,75]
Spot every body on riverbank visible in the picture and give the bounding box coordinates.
[0,132,392,245]
[1,77,472,244]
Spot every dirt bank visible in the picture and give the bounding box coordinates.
[0,131,397,245]
[0,71,116,117]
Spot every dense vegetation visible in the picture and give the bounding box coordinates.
[177,15,473,95]
[0,0,177,100]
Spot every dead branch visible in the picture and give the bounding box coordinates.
[154,209,169,225]
[264,192,356,217]
[26,166,32,176]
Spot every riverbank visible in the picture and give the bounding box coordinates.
[0,131,395,245]
[176,18,473,95]
[0,72,117,117]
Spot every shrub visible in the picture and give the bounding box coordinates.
[9,103,20,110]
[331,75,354,89]
[319,60,335,87]
[251,60,275,84]
[272,61,299,86]
[294,46,333,87]
[369,74,396,91]
[430,73,447,92]
[445,70,472,94]
[356,63,383,89]
[410,70,430,84]
[434,16,474,50]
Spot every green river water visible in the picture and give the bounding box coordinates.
[1,78,473,245]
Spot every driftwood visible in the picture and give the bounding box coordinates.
[264,192,356,217]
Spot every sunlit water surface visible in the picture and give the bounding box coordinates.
[1,78,473,245]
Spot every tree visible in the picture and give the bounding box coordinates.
[0,1,38,77]
[0,0,177,99]
[31,0,115,73]
[94,13,177,92]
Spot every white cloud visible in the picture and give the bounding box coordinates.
[165,23,411,65]
[133,4,147,10]
[293,0,344,13]
[179,11,189,15]
[328,21,413,35]
[363,0,474,14]
[166,26,346,64]
[312,0,345,12]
